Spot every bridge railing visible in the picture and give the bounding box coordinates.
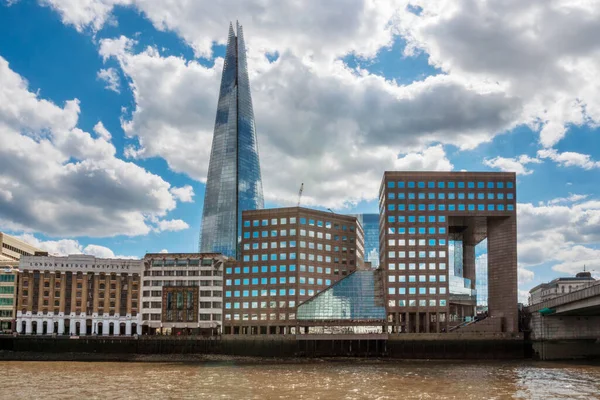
[526,281,600,313]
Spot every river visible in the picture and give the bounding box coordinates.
[1,360,599,399]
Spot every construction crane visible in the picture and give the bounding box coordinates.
[297,183,304,207]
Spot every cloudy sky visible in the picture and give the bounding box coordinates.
[1,0,600,302]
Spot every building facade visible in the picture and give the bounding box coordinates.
[200,22,264,259]
[529,272,596,305]
[223,207,364,334]
[141,253,229,335]
[16,255,143,336]
[0,233,44,331]
[380,172,518,334]
[352,213,380,267]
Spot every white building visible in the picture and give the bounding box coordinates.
[141,253,229,335]
[529,272,596,305]
[16,254,144,336]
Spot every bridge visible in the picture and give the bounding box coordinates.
[525,281,600,360]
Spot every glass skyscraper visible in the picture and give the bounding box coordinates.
[352,214,380,268]
[200,22,264,259]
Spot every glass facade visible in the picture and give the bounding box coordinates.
[200,22,264,258]
[297,270,386,321]
[352,213,379,268]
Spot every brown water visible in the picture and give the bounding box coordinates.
[2,360,600,399]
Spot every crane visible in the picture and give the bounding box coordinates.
[297,183,304,207]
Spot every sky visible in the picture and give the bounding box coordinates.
[1,0,600,303]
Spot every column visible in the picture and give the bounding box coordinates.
[15,318,21,334]
[58,319,65,335]
[92,274,100,315]
[36,319,43,335]
[136,323,142,335]
[405,312,410,333]
[37,274,44,313]
[69,319,76,335]
[81,273,89,315]
[126,275,133,316]
[47,319,54,335]
[48,272,56,316]
[25,319,32,334]
[114,274,122,315]
[126,321,132,336]
[102,318,109,336]
[487,216,518,333]
[27,272,34,313]
[59,271,67,315]
[103,274,111,315]
[436,312,440,333]
[16,273,24,313]
[79,319,86,336]
[425,311,430,333]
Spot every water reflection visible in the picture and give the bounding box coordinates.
[1,360,599,399]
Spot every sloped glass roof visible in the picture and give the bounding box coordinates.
[297,270,386,321]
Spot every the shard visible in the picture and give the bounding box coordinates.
[199,22,264,259]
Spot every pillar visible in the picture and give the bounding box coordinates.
[463,242,476,289]
[103,274,111,315]
[15,319,22,334]
[102,318,109,336]
[81,273,89,315]
[113,322,119,336]
[126,275,133,316]
[92,274,100,315]
[79,320,86,336]
[69,319,76,335]
[37,274,44,313]
[25,319,32,334]
[58,319,65,335]
[59,272,67,315]
[136,323,142,335]
[35,319,43,335]
[126,321,132,336]
[425,311,430,333]
[487,216,518,333]
[48,272,56,314]
[114,274,122,316]
[27,272,34,313]
[47,319,54,335]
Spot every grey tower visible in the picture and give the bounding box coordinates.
[200,22,264,259]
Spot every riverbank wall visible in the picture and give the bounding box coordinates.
[0,334,529,361]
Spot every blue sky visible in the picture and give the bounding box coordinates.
[1,0,600,302]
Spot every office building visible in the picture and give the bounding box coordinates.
[380,172,517,334]
[16,254,143,335]
[529,271,596,305]
[223,207,364,334]
[200,22,264,259]
[0,233,43,331]
[352,213,380,267]
[141,253,230,335]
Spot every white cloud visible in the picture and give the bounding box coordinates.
[155,219,189,232]
[159,248,168,254]
[517,200,600,277]
[93,121,112,140]
[0,56,186,237]
[15,233,137,258]
[483,154,542,175]
[169,185,194,203]
[97,67,121,93]
[547,193,588,205]
[99,37,519,207]
[518,267,534,284]
[537,148,600,170]
[399,0,600,148]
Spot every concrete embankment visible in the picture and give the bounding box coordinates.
[0,334,530,361]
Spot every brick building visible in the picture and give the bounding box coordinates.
[223,207,364,334]
[380,172,517,334]
[16,255,143,335]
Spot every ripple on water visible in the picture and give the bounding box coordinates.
[1,360,600,400]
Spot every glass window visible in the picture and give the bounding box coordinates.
[388,181,396,188]
[508,204,514,211]
[507,182,514,188]
[478,204,484,211]
[418,182,425,188]
[488,204,495,211]
[477,182,484,188]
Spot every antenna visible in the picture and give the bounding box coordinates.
[297,183,304,207]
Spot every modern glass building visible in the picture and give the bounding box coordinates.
[351,214,380,268]
[200,22,264,259]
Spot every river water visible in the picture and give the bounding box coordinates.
[2,360,599,399]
